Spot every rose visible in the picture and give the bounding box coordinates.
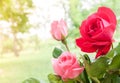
[76,7,117,58]
[50,19,68,41]
[52,52,84,81]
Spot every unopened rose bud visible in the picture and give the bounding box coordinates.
[51,19,68,41]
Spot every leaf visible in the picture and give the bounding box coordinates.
[106,48,115,58]
[106,43,120,58]
[109,54,120,70]
[87,57,109,79]
[80,69,90,83]
[114,43,120,54]
[108,43,120,70]
[101,73,120,83]
[48,74,63,83]
[83,54,91,64]
[52,47,62,58]
[65,80,75,83]
[22,78,40,83]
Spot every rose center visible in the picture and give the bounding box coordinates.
[88,18,104,37]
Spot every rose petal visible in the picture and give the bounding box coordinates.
[76,38,97,52]
[92,24,115,41]
[59,19,68,37]
[97,7,117,25]
[51,21,62,40]
[95,43,111,58]
[52,59,64,76]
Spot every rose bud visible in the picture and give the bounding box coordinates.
[50,19,68,41]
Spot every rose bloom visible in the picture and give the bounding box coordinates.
[52,52,84,81]
[76,7,117,58]
[51,19,68,41]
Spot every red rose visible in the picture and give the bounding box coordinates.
[76,7,117,58]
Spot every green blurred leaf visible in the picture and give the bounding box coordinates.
[48,74,63,83]
[106,48,115,58]
[114,43,120,54]
[101,74,120,83]
[0,0,33,33]
[109,54,120,70]
[22,78,40,83]
[52,47,62,58]
[83,54,91,64]
[80,69,90,83]
[106,43,120,58]
[107,43,120,70]
[87,57,109,79]
[65,79,75,83]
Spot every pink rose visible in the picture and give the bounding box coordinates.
[76,7,117,58]
[52,52,84,80]
[51,19,68,41]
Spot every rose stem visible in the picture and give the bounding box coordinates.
[62,39,70,52]
[112,43,113,49]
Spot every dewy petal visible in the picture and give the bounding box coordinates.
[71,67,84,78]
[50,19,67,41]
[50,21,57,35]
[97,7,117,25]
[60,19,68,37]
[95,42,112,58]
[52,59,64,76]
[62,66,84,80]
[76,38,97,52]
[53,29,62,40]
[80,20,88,38]
[51,21,62,40]
[92,24,115,41]
[92,41,111,46]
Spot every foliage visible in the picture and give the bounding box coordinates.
[52,47,63,58]
[48,43,120,83]
[22,78,40,83]
[0,0,33,33]
[69,0,82,28]
[0,0,33,56]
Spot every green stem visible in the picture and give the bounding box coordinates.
[112,43,113,49]
[75,77,84,83]
[62,39,70,52]
[91,77,100,83]
[108,69,120,75]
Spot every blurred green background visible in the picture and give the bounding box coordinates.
[0,0,120,83]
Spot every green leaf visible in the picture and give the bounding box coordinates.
[65,79,75,83]
[80,69,90,83]
[115,43,120,54]
[87,57,109,79]
[101,73,120,83]
[22,78,40,83]
[48,74,63,83]
[52,47,62,58]
[108,43,120,70]
[106,43,120,58]
[106,48,115,58]
[109,54,120,70]
[83,54,91,64]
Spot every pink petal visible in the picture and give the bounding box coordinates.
[52,59,64,76]
[60,19,68,37]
